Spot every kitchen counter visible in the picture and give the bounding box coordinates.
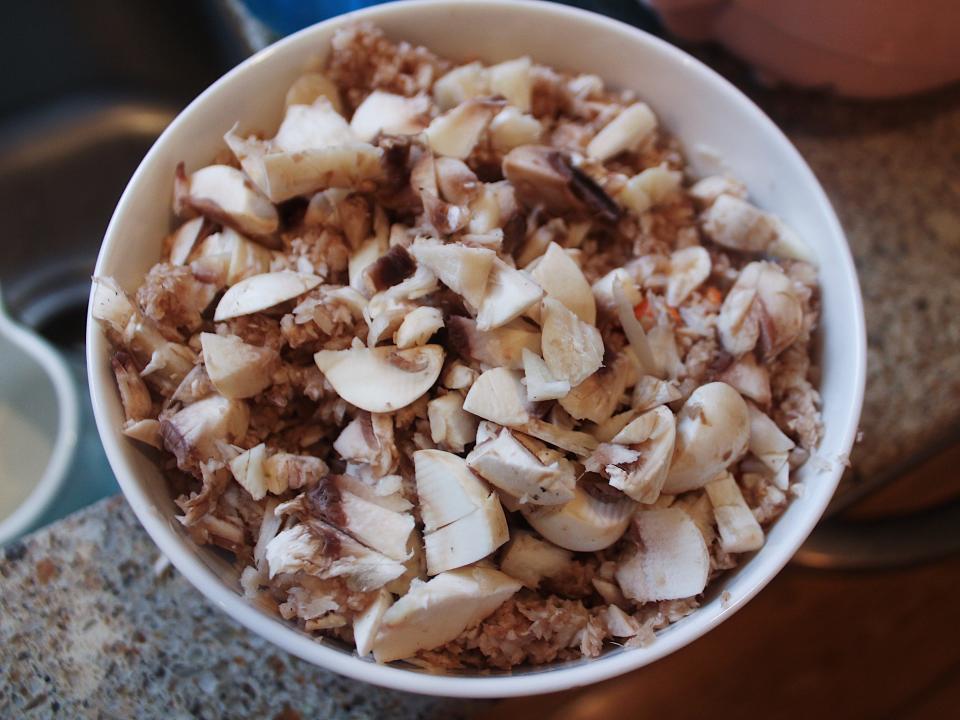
[0,497,482,719]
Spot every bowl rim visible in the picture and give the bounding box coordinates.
[87,0,866,698]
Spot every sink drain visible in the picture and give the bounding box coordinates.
[2,258,94,357]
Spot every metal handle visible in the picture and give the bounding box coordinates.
[794,498,960,569]
[794,432,960,569]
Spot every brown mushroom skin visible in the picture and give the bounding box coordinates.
[502,145,621,224]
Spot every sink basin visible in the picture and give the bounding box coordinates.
[0,1,251,536]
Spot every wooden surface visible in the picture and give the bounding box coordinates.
[484,555,960,720]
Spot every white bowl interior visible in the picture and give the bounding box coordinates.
[0,299,78,542]
[87,0,865,698]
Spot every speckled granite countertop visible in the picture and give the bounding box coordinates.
[0,497,483,719]
[3,36,959,720]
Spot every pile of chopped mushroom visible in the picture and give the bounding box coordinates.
[94,24,822,669]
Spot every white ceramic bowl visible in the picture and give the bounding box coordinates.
[87,0,866,698]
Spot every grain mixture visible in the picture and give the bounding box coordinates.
[94,24,822,669]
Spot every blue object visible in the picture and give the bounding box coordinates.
[241,0,660,37]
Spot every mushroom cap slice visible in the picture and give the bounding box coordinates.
[521,481,636,552]
[214,270,321,321]
[372,567,521,663]
[175,164,278,238]
[662,382,750,494]
[540,296,604,387]
[530,242,596,325]
[200,332,278,399]
[414,449,490,532]
[314,344,444,413]
[424,493,509,575]
[615,507,709,602]
[586,102,658,162]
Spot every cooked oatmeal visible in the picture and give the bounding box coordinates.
[93,23,822,669]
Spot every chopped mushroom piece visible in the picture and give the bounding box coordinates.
[447,316,540,370]
[586,102,657,162]
[349,90,431,141]
[502,146,621,223]
[499,531,571,589]
[718,353,771,407]
[689,175,748,207]
[701,193,780,253]
[559,353,634,424]
[521,417,599,457]
[463,367,530,427]
[540,297,604,387]
[354,589,393,657]
[632,375,682,412]
[410,240,495,309]
[717,261,803,361]
[266,520,406,591]
[530,242,597,325]
[427,393,479,453]
[489,107,543,151]
[433,61,489,110]
[705,472,764,553]
[521,348,570,402]
[200,332,278,399]
[604,405,676,503]
[615,508,709,602]
[111,352,151,422]
[476,258,544,330]
[488,56,532,111]
[425,99,502,160]
[662,382,750,494]
[617,163,682,216]
[666,246,711,308]
[395,306,444,348]
[424,493,509,575]
[467,427,575,505]
[174,164,279,238]
[160,395,250,473]
[414,449,490,531]
[372,567,521,663]
[285,71,343,112]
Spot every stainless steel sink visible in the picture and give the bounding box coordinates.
[0,1,253,532]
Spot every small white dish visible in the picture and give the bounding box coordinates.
[0,288,78,544]
[88,0,866,698]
